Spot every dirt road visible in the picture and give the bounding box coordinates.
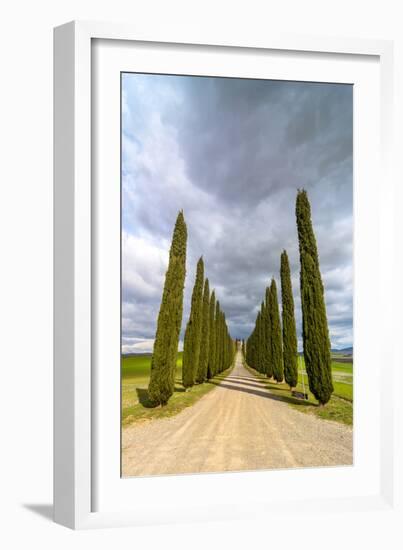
[122,351,353,476]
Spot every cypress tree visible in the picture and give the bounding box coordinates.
[269,278,283,383]
[214,300,221,376]
[207,290,216,379]
[262,287,272,378]
[252,336,257,368]
[221,314,226,372]
[247,309,261,370]
[258,302,265,372]
[224,317,229,369]
[248,312,259,369]
[220,312,224,371]
[226,318,230,368]
[230,335,234,365]
[148,211,187,405]
[227,327,233,368]
[296,189,333,405]
[246,335,251,366]
[253,318,258,369]
[182,257,204,389]
[255,311,261,371]
[280,250,298,389]
[196,278,210,383]
[251,315,256,369]
[221,312,227,372]
[219,309,224,372]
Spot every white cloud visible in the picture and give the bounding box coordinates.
[122,232,168,301]
[122,338,184,355]
[122,338,155,354]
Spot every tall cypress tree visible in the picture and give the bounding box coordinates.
[218,311,223,373]
[220,313,225,372]
[248,312,259,369]
[262,286,272,377]
[246,335,251,366]
[182,257,204,389]
[280,250,298,389]
[296,189,333,405]
[255,311,261,372]
[207,290,216,379]
[148,211,187,405]
[222,312,228,371]
[255,310,260,371]
[215,301,221,375]
[258,302,265,372]
[269,278,283,383]
[196,278,210,383]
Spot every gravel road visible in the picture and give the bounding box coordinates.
[122,351,353,477]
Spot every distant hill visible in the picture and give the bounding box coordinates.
[299,347,353,356]
[331,347,353,355]
[122,352,152,358]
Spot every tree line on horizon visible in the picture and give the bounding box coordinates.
[245,189,334,406]
[148,211,235,406]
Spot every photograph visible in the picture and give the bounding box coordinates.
[120,72,353,477]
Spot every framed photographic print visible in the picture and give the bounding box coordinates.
[54,21,396,530]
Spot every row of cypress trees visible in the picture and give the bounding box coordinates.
[246,277,287,384]
[148,211,235,406]
[245,190,333,405]
[182,256,234,389]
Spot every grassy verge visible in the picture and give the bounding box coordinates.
[243,361,353,426]
[122,353,233,426]
[330,362,353,373]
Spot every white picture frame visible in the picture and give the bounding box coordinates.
[54,20,397,530]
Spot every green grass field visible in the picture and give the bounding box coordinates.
[122,352,353,427]
[121,353,231,426]
[245,358,353,425]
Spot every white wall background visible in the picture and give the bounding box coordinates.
[0,0,402,547]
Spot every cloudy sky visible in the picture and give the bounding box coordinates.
[121,73,353,354]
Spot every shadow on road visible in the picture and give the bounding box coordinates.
[222,378,272,391]
[223,376,292,393]
[210,379,314,407]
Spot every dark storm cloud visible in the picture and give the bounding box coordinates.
[172,78,352,209]
[121,74,353,352]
